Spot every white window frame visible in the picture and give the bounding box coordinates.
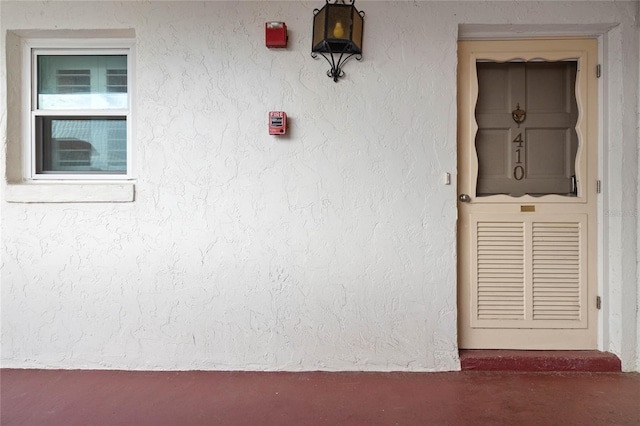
[23,38,134,181]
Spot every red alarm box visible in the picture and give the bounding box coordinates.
[269,111,287,135]
[265,22,287,48]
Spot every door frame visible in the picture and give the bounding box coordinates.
[456,27,609,351]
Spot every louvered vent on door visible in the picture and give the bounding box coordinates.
[476,222,525,320]
[471,214,587,329]
[532,222,581,320]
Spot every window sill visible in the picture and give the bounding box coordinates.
[5,182,135,203]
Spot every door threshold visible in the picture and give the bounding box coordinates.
[459,350,621,372]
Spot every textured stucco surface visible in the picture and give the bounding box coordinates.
[1,1,638,372]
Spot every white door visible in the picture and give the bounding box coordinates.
[457,39,599,349]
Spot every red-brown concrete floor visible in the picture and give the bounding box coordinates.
[2,369,639,426]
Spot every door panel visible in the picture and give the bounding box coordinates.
[526,129,572,178]
[526,63,577,113]
[457,39,598,350]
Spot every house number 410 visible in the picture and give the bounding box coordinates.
[512,133,525,181]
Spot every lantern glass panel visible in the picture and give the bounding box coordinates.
[327,5,351,41]
[350,9,363,53]
[312,6,327,51]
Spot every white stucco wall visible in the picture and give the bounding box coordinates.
[1,1,638,372]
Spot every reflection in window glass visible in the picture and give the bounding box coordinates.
[37,55,127,110]
[38,117,127,173]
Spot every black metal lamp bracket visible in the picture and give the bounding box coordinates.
[311,50,362,83]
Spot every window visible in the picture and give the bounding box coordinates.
[29,47,132,179]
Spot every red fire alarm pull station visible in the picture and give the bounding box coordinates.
[269,111,287,135]
[265,22,287,48]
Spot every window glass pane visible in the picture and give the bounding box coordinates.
[37,117,127,173]
[38,55,127,110]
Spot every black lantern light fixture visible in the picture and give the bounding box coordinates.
[311,0,364,82]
